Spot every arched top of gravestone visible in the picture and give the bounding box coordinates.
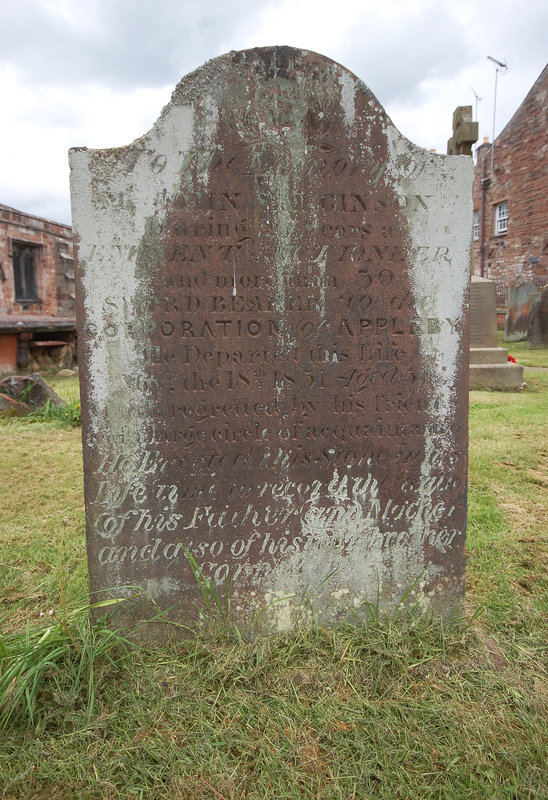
[71,45,438,175]
[165,46,384,125]
[70,45,465,258]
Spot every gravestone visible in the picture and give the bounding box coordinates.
[505,281,538,342]
[469,276,523,389]
[527,285,548,349]
[70,47,472,636]
[470,277,498,349]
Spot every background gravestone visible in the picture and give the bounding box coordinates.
[469,277,498,349]
[505,281,538,342]
[469,276,523,389]
[70,47,472,636]
[527,285,548,349]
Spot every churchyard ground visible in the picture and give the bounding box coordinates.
[0,366,546,799]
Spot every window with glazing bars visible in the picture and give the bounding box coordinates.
[495,201,508,235]
[12,243,39,301]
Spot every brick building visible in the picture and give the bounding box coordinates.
[0,204,76,373]
[472,64,548,294]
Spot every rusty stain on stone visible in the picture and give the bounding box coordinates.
[70,47,472,637]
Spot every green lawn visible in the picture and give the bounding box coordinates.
[500,331,548,369]
[0,372,547,799]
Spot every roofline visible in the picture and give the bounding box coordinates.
[0,203,73,233]
[494,63,548,147]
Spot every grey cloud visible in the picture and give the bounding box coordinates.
[1,0,267,89]
[0,186,72,226]
[334,3,475,107]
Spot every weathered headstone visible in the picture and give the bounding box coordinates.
[505,281,538,342]
[527,285,548,349]
[469,276,524,389]
[70,47,472,636]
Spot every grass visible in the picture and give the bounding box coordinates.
[0,614,546,799]
[0,370,547,798]
[46,372,81,405]
[24,396,81,426]
[0,423,86,626]
[468,372,548,663]
[499,331,548,369]
[0,373,81,426]
[0,603,132,731]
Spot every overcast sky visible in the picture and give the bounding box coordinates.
[1,0,546,225]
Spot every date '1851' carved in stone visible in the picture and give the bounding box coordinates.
[70,47,472,637]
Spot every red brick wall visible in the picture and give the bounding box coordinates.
[0,205,74,317]
[0,333,17,372]
[472,65,548,290]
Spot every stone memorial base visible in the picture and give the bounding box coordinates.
[469,347,524,390]
[469,276,524,390]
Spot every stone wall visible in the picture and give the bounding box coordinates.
[0,204,75,317]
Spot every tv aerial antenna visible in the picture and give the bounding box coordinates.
[470,87,482,158]
[470,87,481,121]
[487,56,508,169]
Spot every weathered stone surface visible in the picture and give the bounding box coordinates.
[527,285,548,349]
[469,276,524,389]
[0,392,28,416]
[470,277,498,348]
[70,47,472,635]
[505,281,538,342]
[0,372,65,407]
[469,347,508,364]
[469,363,524,390]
